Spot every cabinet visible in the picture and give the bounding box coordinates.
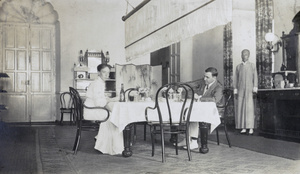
[281,32,299,72]
[281,11,300,85]
[73,50,116,97]
[258,89,300,141]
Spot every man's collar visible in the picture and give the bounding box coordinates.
[207,79,216,88]
[242,61,248,65]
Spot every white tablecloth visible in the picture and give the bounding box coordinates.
[106,101,221,133]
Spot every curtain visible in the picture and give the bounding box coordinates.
[256,0,273,89]
[223,22,233,89]
[223,22,234,123]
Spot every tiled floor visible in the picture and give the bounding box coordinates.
[1,123,300,174]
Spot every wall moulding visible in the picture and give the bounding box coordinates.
[0,0,58,24]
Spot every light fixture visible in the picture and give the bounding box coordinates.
[265,31,282,52]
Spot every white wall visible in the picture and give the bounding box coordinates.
[192,25,224,84]
[232,0,255,78]
[180,38,194,82]
[47,0,131,91]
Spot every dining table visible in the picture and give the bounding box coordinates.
[106,100,221,157]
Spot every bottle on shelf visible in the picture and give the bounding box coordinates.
[119,83,125,102]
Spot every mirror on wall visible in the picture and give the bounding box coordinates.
[280,11,300,86]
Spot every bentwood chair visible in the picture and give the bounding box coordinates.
[69,87,110,154]
[215,88,233,147]
[60,92,74,125]
[125,88,147,142]
[145,82,194,162]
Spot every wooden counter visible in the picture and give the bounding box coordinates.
[258,88,300,141]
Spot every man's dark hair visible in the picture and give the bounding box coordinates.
[205,67,218,77]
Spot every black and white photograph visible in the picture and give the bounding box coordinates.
[0,0,300,173]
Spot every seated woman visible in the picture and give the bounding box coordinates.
[84,64,121,155]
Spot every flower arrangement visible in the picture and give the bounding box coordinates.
[137,86,150,98]
[175,87,183,101]
[161,87,183,101]
[177,87,183,94]
[161,87,174,99]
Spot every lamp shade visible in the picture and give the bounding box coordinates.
[265,32,275,42]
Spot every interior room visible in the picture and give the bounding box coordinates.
[0,0,300,173]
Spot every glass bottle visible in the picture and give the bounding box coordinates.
[79,50,83,62]
[119,84,125,102]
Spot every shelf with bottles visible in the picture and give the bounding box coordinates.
[0,72,9,112]
[106,67,116,97]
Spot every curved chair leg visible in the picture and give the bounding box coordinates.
[151,133,155,156]
[224,124,231,147]
[60,112,64,125]
[186,131,192,161]
[72,131,79,151]
[216,127,219,145]
[74,135,81,155]
[133,124,137,142]
[69,112,72,125]
[160,129,165,163]
[73,128,80,151]
[72,111,76,125]
[175,134,178,155]
[73,130,82,155]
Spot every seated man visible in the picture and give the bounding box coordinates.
[179,67,224,149]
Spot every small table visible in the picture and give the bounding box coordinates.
[106,101,221,157]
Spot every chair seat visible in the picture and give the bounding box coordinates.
[151,127,187,134]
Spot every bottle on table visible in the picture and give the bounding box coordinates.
[119,83,125,102]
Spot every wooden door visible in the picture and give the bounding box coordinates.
[0,23,56,122]
[150,42,180,85]
[169,43,180,83]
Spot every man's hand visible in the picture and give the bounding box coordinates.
[234,89,238,99]
[253,87,258,93]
